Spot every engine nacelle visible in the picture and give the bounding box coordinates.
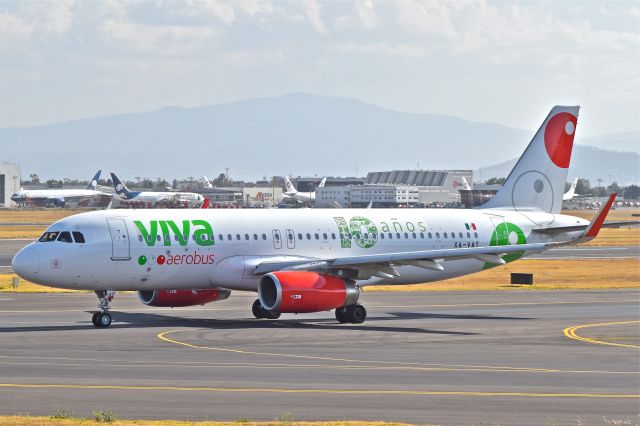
[137,289,231,307]
[258,272,359,314]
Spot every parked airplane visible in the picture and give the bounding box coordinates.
[11,170,105,207]
[283,176,326,203]
[563,178,580,201]
[111,172,204,207]
[13,106,636,328]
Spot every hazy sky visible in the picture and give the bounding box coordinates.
[1,0,638,137]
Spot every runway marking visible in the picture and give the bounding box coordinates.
[0,359,635,375]
[564,321,640,349]
[0,383,637,399]
[157,329,635,375]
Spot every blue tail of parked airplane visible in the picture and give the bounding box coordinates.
[86,170,101,190]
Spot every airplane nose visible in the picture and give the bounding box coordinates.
[12,245,40,280]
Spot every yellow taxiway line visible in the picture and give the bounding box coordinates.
[564,321,640,349]
[0,383,637,399]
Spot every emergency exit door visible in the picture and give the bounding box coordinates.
[107,218,131,260]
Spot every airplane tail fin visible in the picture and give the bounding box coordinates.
[87,170,101,190]
[480,106,579,213]
[318,177,327,188]
[202,176,213,189]
[563,178,578,201]
[284,176,297,194]
[201,198,210,209]
[110,172,132,198]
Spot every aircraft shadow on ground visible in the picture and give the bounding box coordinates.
[0,309,532,335]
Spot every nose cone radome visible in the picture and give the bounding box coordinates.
[12,245,40,280]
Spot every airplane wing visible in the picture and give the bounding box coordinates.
[254,194,618,280]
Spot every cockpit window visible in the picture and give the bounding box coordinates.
[39,232,59,242]
[57,231,73,243]
[72,231,85,243]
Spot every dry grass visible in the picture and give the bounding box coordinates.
[0,417,414,426]
[0,275,80,293]
[366,258,640,292]
[0,209,84,223]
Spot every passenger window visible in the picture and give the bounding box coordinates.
[274,233,280,240]
[380,233,385,239]
[236,234,241,241]
[298,233,303,240]
[436,232,440,238]
[289,233,294,241]
[459,232,463,238]
[147,235,153,243]
[474,232,478,238]
[323,233,327,240]
[339,233,344,239]
[314,233,319,240]
[388,233,393,239]
[396,233,401,239]
[57,231,73,243]
[253,234,258,240]
[412,233,417,239]
[39,232,59,242]
[420,232,424,239]
[227,234,232,241]
[347,233,352,239]
[306,233,311,240]
[138,235,143,242]
[218,234,224,241]
[467,232,471,238]
[73,232,85,243]
[245,234,250,240]
[157,235,162,241]
[444,233,448,238]
[164,234,170,241]
[262,233,267,240]
[331,233,336,240]
[404,233,409,239]
[200,234,207,241]
[363,233,368,239]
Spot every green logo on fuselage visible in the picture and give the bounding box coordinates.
[134,220,214,247]
[483,222,526,269]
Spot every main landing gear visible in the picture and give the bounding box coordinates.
[335,304,367,324]
[252,299,281,319]
[92,290,115,328]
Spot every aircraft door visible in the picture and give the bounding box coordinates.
[107,218,131,260]
[272,229,282,249]
[285,229,296,249]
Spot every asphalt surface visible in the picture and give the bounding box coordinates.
[0,291,638,424]
[1,239,639,273]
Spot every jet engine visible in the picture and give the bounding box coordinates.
[258,271,359,314]
[137,289,231,307]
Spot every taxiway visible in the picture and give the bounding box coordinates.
[0,291,638,424]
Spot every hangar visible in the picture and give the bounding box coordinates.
[0,162,21,208]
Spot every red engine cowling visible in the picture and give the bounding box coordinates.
[137,289,231,307]
[258,272,359,313]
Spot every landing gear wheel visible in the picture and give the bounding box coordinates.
[97,312,112,328]
[252,299,264,319]
[92,312,100,327]
[263,309,281,320]
[335,307,349,323]
[346,304,367,324]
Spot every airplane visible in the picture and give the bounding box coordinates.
[110,172,205,207]
[283,176,326,203]
[202,176,213,189]
[563,178,580,201]
[11,170,105,207]
[12,106,639,328]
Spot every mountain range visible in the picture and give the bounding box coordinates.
[1,93,638,185]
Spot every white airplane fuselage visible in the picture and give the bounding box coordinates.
[11,189,103,203]
[14,207,587,292]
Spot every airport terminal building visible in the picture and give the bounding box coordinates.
[315,169,472,208]
[0,162,21,208]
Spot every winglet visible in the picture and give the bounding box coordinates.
[201,198,210,209]
[584,193,617,238]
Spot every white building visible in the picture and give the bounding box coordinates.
[0,162,21,208]
[243,187,283,207]
[316,184,419,208]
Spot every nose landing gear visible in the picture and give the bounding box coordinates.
[92,290,115,328]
